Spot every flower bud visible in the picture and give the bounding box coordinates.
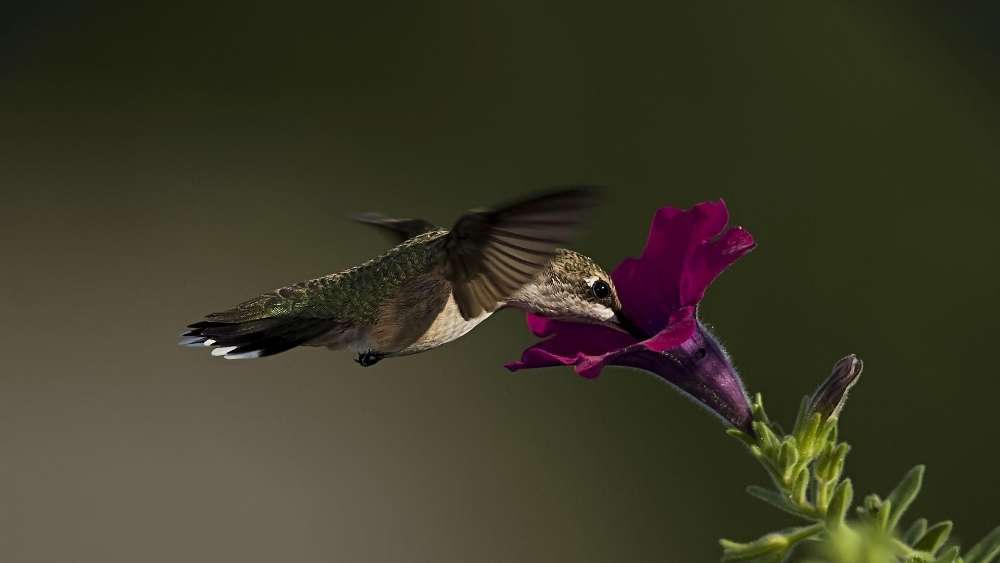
[808,354,864,420]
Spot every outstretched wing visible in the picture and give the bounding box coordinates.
[444,187,598,320]
[353,212,440,245]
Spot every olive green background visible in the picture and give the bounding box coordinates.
[2,3,998,562]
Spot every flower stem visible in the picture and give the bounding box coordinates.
[719,359,1000,562]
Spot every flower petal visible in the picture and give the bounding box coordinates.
[611,200,754,336]
[611,323,753,432]
[525,313,558,338]
[506,311,697,379]
[682,225,756,308]
[505,315,635,377]
[641,307,697,352]
[504,199,756,430]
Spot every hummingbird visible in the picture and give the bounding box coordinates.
[180,187,631,366]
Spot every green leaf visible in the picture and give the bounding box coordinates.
[813,444,834,481]
[792,466,810,506]
[754,421,780,454]
[720,533,789,561]
[855,494,880,525]
[783,435,799,454]
[726,428,757,448]
[780,440,800,483]
[752,392,771,426]
[885,465,925,533]
[825,421,838,447]
[964,525,1000,563]
[933,546,961,563]
[769,420,787,436]
[915,521,953,555]
[864,494,883,512]
[826,479,854,529]
[903,518,928,546]
[814,442,849,484]
[746,486,813,519]
[876,499,893,531]
[797,413,823,458]
[829,443,850,483]
[816,416,838,450]
[722,523,825,560]
[816,478,837,512]
[792,394,810,436]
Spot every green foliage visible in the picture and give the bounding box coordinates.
[965,527,1000,563]
[720,358,1000,563]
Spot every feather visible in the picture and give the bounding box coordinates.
[444,187,599,319]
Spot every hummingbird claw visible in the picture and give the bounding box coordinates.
[355,350,384,367]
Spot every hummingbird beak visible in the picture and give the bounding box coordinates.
[612,308,648,340]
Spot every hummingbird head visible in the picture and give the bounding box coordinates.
[506,249,635,332]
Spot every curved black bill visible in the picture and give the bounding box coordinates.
[614,309,648,340]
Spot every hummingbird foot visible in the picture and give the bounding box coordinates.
[355,350,385,367]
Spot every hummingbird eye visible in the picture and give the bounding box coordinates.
[591,279,611,299]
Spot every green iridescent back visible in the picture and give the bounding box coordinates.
[210,229,449,325]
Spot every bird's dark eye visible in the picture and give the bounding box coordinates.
[591,280,611,299]
[694,348,707,360]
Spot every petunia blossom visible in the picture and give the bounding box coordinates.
[505,200,756,432]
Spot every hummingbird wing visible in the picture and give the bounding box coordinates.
[444,187,598,320]
[352,212,440,245]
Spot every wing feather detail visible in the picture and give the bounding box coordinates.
[444,187,598,319]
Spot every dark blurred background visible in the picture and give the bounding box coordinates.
[2,2,998,562]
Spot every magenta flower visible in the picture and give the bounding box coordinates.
[505,200,757,432]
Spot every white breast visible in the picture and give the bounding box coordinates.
[398,294,493,355]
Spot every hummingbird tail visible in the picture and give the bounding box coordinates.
[179,316,338,359]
